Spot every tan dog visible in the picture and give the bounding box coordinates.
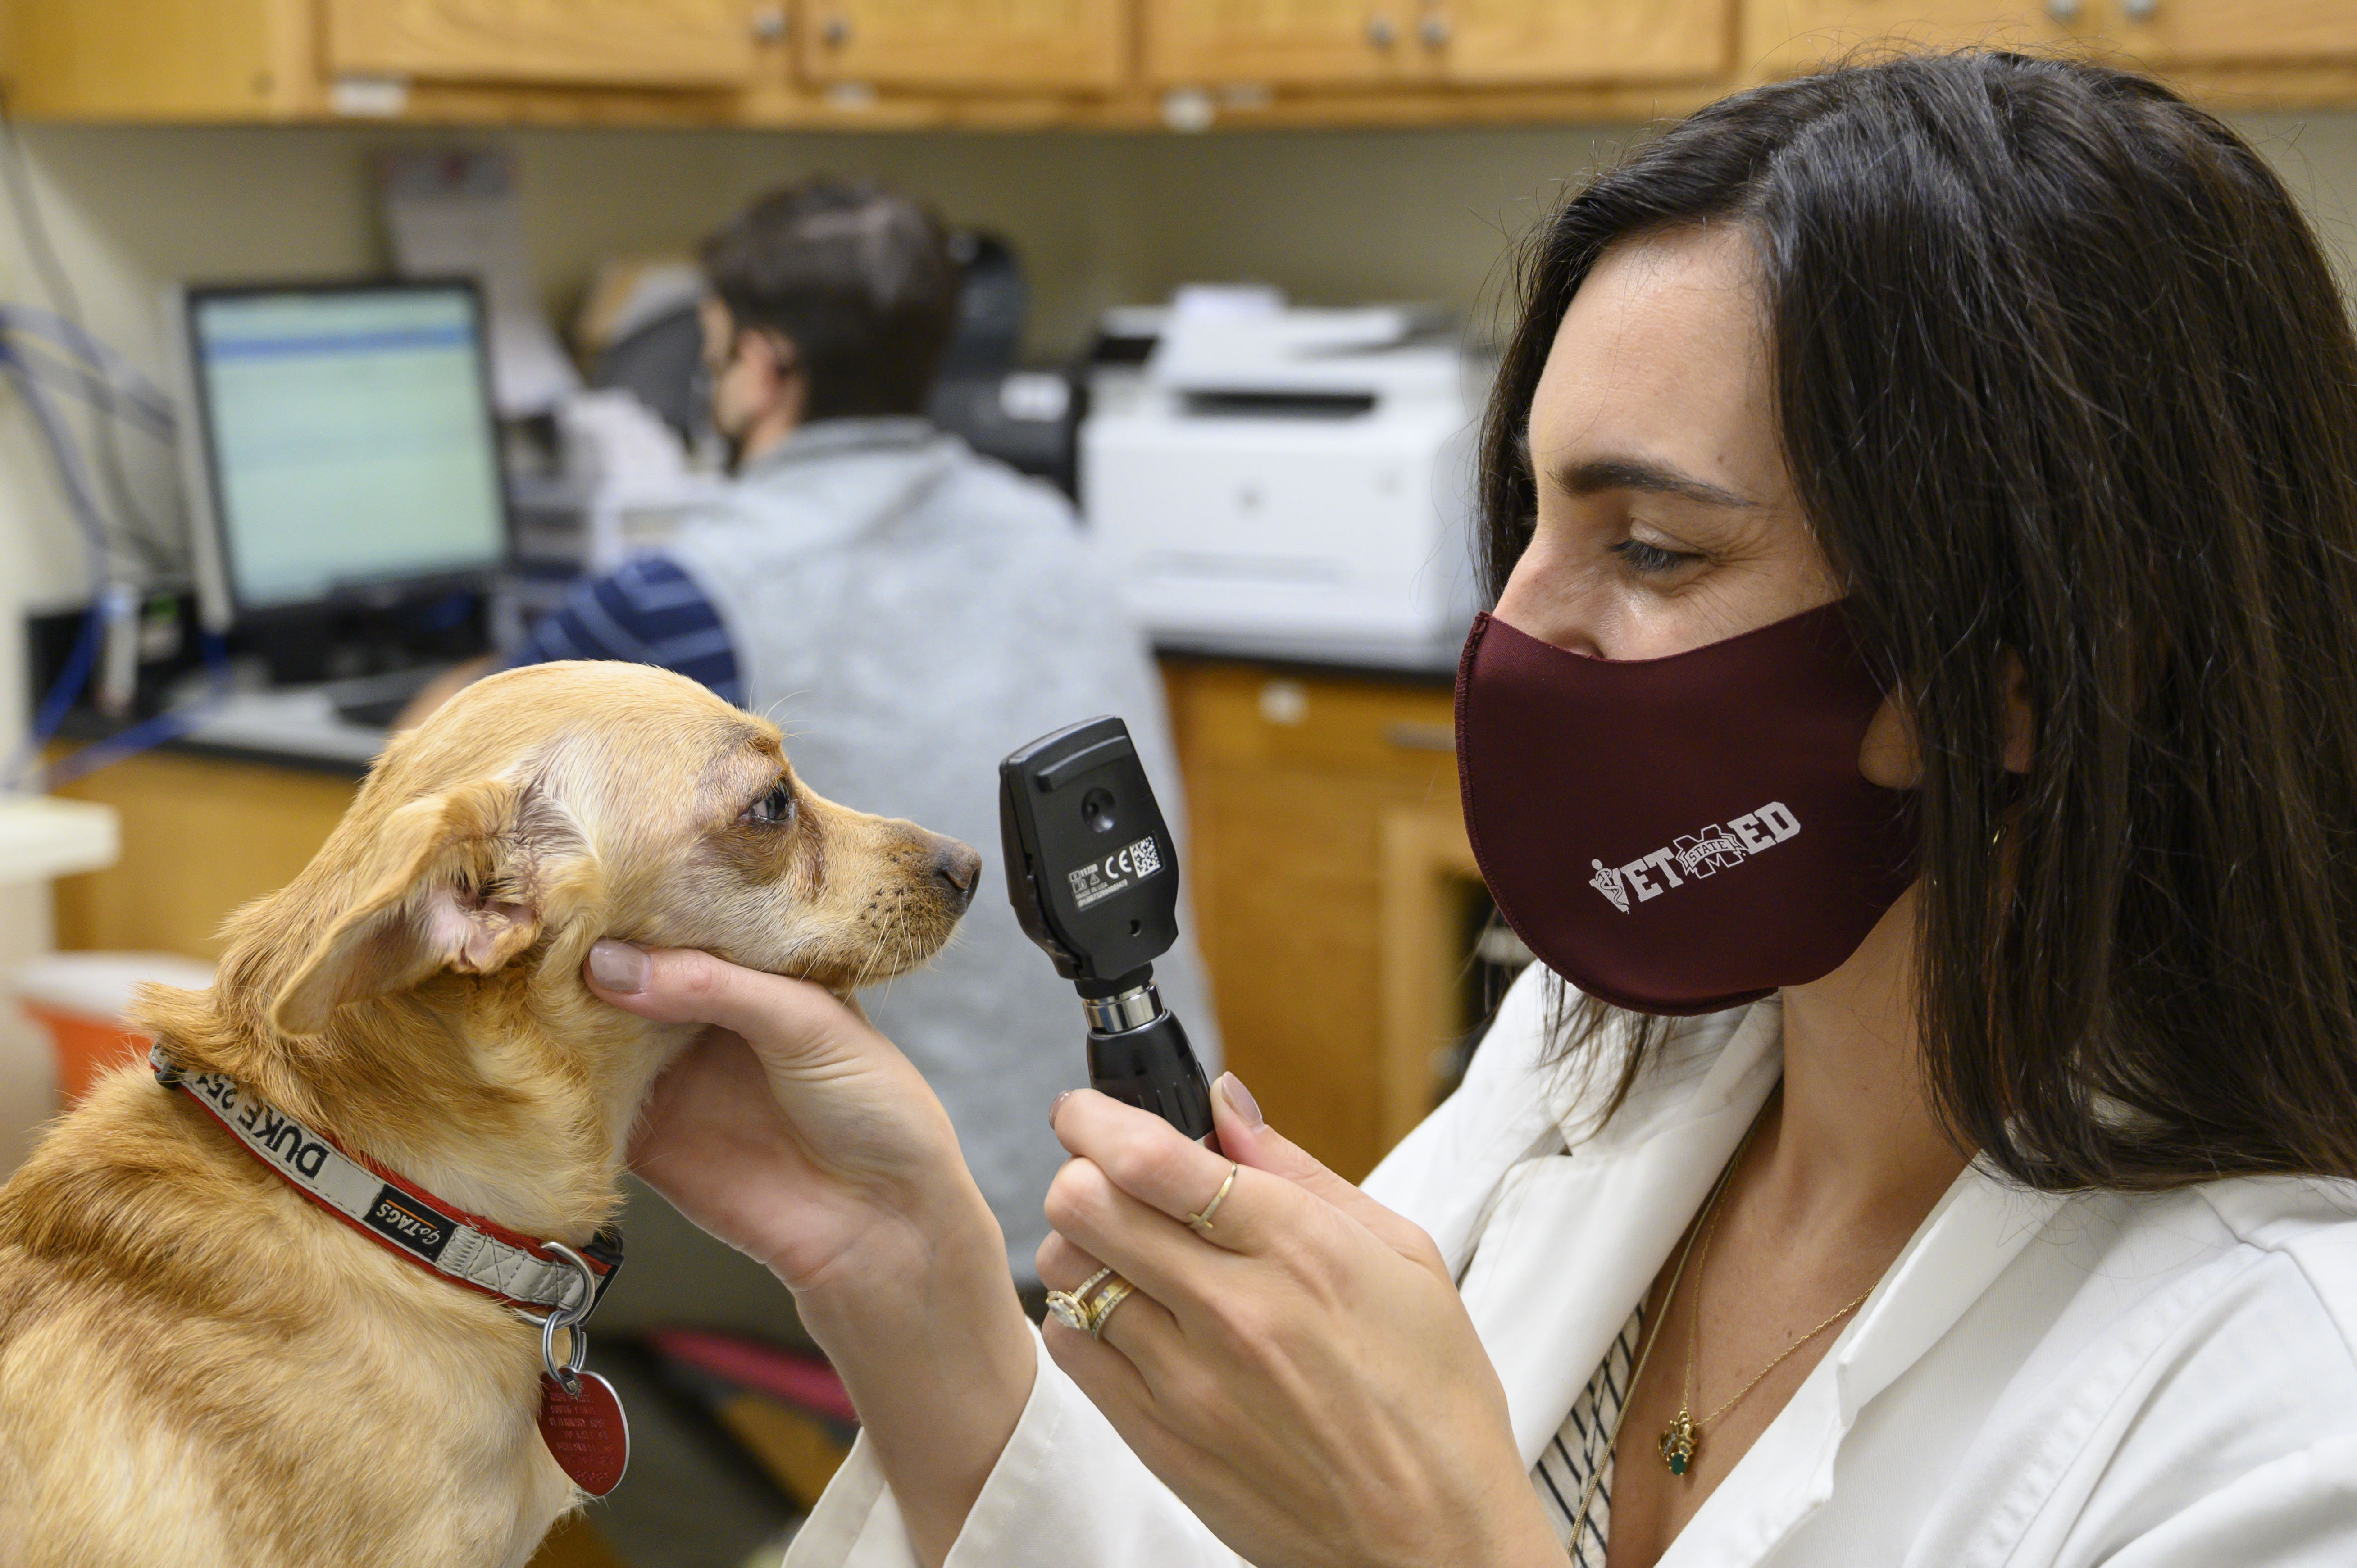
[0,661,979,1567]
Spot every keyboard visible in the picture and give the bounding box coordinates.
[327,666,449,729]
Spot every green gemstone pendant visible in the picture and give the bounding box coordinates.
[1658,1410,1698,1477]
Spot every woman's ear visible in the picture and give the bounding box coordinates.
[269,777,584,1038]
[1859,654,2034,789]
[1859,695,1921,789]
[2001,651,2035,773]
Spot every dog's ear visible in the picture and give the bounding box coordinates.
[270,776,581,1038]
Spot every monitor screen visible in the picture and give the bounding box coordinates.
[186,284,507,612]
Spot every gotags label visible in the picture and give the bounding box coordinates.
[1588,802,1801,914]
[1065,835,1164,911]
[364,1185,454,1261]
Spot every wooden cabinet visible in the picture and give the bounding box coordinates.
[1743,0,2073,78]
[324,0,758,87]
[1144,0,1442,86]
[797,0,1130,92]
[1434,0,1732,86]
[49,752,356,960]
[1161,659,1484,1181]
[2113,0,2357,68]
[1747,0,2357,77]
[0,0,318,119]
[11,5,2357,192]
[1148,0,1731,87]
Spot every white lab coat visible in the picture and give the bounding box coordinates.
[787,967,2357,1567]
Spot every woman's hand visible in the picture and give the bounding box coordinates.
[587,941,1035,1568]
[1038,1081,1566,1568]
[593,938,960,1290]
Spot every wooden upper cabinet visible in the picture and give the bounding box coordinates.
[1433,0,1733,86]
[2110,0,2357,68]
[2,0,316,118]
[1743,0,2073,77]
[796,0,1131,92]
[323,0,759,88]
[1149,0,1729,88]
[1144,0,1442,86]
[1750,0,2357,80]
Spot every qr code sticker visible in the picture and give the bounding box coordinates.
[1127,836,1162,877]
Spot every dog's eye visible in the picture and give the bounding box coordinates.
[744,780,796,828]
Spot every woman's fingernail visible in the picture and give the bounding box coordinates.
[1216,1072,1263,1129]
[1049,1089,1074,1129]
[588,939,650,995]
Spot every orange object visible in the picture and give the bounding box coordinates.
[9,952,215,1110]
[21,1001,149,1106]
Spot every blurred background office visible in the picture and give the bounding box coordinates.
[5,4,2357,1564]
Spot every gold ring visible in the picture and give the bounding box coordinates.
[1083,1277,1135,1340]
[1043,1266,1115,1332]
[1186,1162,1239,1239]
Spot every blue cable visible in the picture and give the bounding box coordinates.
[1,314,234,791]
[0,334,115,790]
[41,632,233,789]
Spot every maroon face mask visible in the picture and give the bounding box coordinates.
[1454,601,1917,1016]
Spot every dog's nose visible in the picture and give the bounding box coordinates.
[930,838,983,915]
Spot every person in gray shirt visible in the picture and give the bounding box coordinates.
[487,178,1217,1291]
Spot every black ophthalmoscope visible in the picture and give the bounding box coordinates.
[1000,716,1215,1141]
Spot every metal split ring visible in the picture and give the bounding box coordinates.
[1186,1162,1239,1240]
[539,1241,599,1396]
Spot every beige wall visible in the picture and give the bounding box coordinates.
[0,118,1648,734]
[8,108,2357,616]
[7,108,2357,603]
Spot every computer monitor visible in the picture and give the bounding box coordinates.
[177,280,509,628]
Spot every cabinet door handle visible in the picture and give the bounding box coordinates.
[1388,721,1456,753]
[2120,0,2158,17]
[1367,14,1399,48]
[1419,13,1452,47]
[2044,0,2082,21]
[751,5,788,42]
[821,13,852,47]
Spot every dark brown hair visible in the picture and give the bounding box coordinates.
[1481,51,2357,1190]
[701,176,956,421]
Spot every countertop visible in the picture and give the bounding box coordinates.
[0,794,119,883]
[47,638,1461,781]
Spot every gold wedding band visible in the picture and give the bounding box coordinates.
[1186,1162,1239,1239]
[1045,1266,1135,1339]
[1083,1278,1135,1340]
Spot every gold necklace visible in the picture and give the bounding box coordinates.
[1655,1126,1876,1478]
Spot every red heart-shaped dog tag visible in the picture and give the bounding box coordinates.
[538,1371,630,1496]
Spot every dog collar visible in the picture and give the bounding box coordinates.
[151,1046,623,1320]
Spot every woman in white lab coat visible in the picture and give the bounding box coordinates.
[590,51,2357,1568]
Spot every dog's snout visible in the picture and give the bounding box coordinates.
[930,837,983,914]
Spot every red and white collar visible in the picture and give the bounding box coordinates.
[151,1046,623,1320]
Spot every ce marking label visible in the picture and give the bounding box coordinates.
[1066,835,1165,911]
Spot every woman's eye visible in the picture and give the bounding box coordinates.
[1609,538,1701,576]
[744,781,796,827]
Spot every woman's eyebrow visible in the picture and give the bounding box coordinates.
[1551,454,1763,509]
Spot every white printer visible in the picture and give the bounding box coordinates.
[1081,301,1483,659]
